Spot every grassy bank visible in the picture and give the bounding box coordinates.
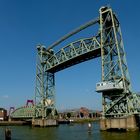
[72,118,100,123]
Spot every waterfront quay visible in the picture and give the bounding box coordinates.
[0,121,30,126]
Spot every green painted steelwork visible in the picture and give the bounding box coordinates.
[34,36,101,119]
[12,6,140,120]
[99,6,140,118]
[10,106,34,119]
[46,36,101,73]
[34,46,56,120]
[34,6,140,120]
[47,18,99,50]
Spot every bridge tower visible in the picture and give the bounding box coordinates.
[33,46,57,126]
[98,6,140,130]
[99,6,131,117]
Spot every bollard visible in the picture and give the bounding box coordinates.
[5,128,11,140]
[88,122,92,133]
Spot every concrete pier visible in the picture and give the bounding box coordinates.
[100,115,139,131]
[32,119,58,127]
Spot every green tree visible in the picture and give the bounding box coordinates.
[67,112,71,118]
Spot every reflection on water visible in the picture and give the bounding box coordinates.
[0,121,140,140]
[101,131,140,140]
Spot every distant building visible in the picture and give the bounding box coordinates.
[79,107,89,118]
[58,107,101,119]
[0,108,7,121]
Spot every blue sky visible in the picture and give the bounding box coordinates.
[0,0,140,111]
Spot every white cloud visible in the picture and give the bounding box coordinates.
[2,95,9,99]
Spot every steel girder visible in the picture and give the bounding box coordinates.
[100,7,130,91]
[46,36,101,73]
[34,6,140,120]
[35,37,101,119]
[99,6,140,118]
[10,106,34,119]
[47,18,99,50]
[104,93,140,117]
[35,46,55,119]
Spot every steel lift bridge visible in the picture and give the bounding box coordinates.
[11,6,140,129]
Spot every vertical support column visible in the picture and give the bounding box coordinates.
[99,7,105,118]
[99,6,131,118]
[33,45,56,126]
[34,45,47,119]
[46,72,56,118]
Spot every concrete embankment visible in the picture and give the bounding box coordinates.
[0,121,31,126]
[0,118,99,126]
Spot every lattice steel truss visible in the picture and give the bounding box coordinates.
[100,6,140,118]
[34,6,140,119]
[46,36,101,73]
[35,37,101,119]
[34,46,55,119]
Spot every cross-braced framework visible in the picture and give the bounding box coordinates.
[35,36,101,119]
[33,6,140,120]
[99,6,140,118]
[34,46,55,119]
[8,6,140,120]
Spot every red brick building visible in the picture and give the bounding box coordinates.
[0,108,7,121]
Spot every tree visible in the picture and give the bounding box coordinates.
[67,112,71,118]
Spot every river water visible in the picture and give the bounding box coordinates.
[0,121,140,140]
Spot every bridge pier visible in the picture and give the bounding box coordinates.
[32,119,58,127]
[100,115,139,131]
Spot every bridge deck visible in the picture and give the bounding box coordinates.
[47,47,101,73]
